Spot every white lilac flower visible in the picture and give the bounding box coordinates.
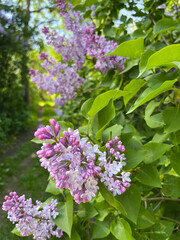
[121,171,131,182]
[107,161,123,177]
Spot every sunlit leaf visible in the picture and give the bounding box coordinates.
[106,37,144,59]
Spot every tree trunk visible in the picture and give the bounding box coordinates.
[23,0,31,105]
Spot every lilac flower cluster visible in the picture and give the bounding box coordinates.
[35,119,131,203]
[83,28,125,73]
[2,192,63,240]
[29,56,84,106]
[100,137,131,196]
[42,11,93,71]
[30,2,126,109]
[41,2,126,73]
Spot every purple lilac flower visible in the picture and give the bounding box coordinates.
[30,57,84,106]
[83,28,126,73]
[38,52,48,60]
[41,3,126,73]
[35,119,131,203]
[56,0,67,11]
[2,192,63,240]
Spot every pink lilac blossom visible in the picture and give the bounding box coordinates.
[35,119,131,203]
[30,56,84,106]
[2,192,63,240]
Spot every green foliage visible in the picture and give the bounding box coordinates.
[92,218,111,239]
[11,227,23,237]
[54,194,73,237]
[99,182,126,215]
[91,99,116,139]
[88,90,127,120]
[116,184,141,224]
[153,18,180,35]
[136,164,161,188]
[140,44,180,75]
[110,217,134,240]
[45,178,63,195]
[162,175,180,198]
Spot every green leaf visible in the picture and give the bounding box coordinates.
[102,124,123,143]
[116,184,141,224]
[85,0,97,6]
[143,142,172,164]
[145,100,164,128]
[136,164,161,188]
[124,150,146,170]
[81,98,94,120]
[71,228,81,240]
[145,71,178,86]
[31,137,52,144]
[163,107,180,133]
[70,0,82,6]
[91,99,115,140]
[152,131,169,143]
[106,37,144,59]
[123,79,146,106]
[139,49,155,76]
[170,152,180,176]
[88,90,127,120]
[53,194,73,237]
[121,59,139,74]
[147,220,175,240]
[153,18,180,35]
[101,69,115,87]
[92,218,111,239]
[141,44,180,75]
[94,200,110,221]
[11,227,23,237]
[110,217,134,240]
[170,130,180,145]
[58,121,74,132]
[77,202,98,219]
[99,182,126,215]
[136,205,155,229]
[45,178,62,195]
[162,175,180,198]
[127,79,177,114]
